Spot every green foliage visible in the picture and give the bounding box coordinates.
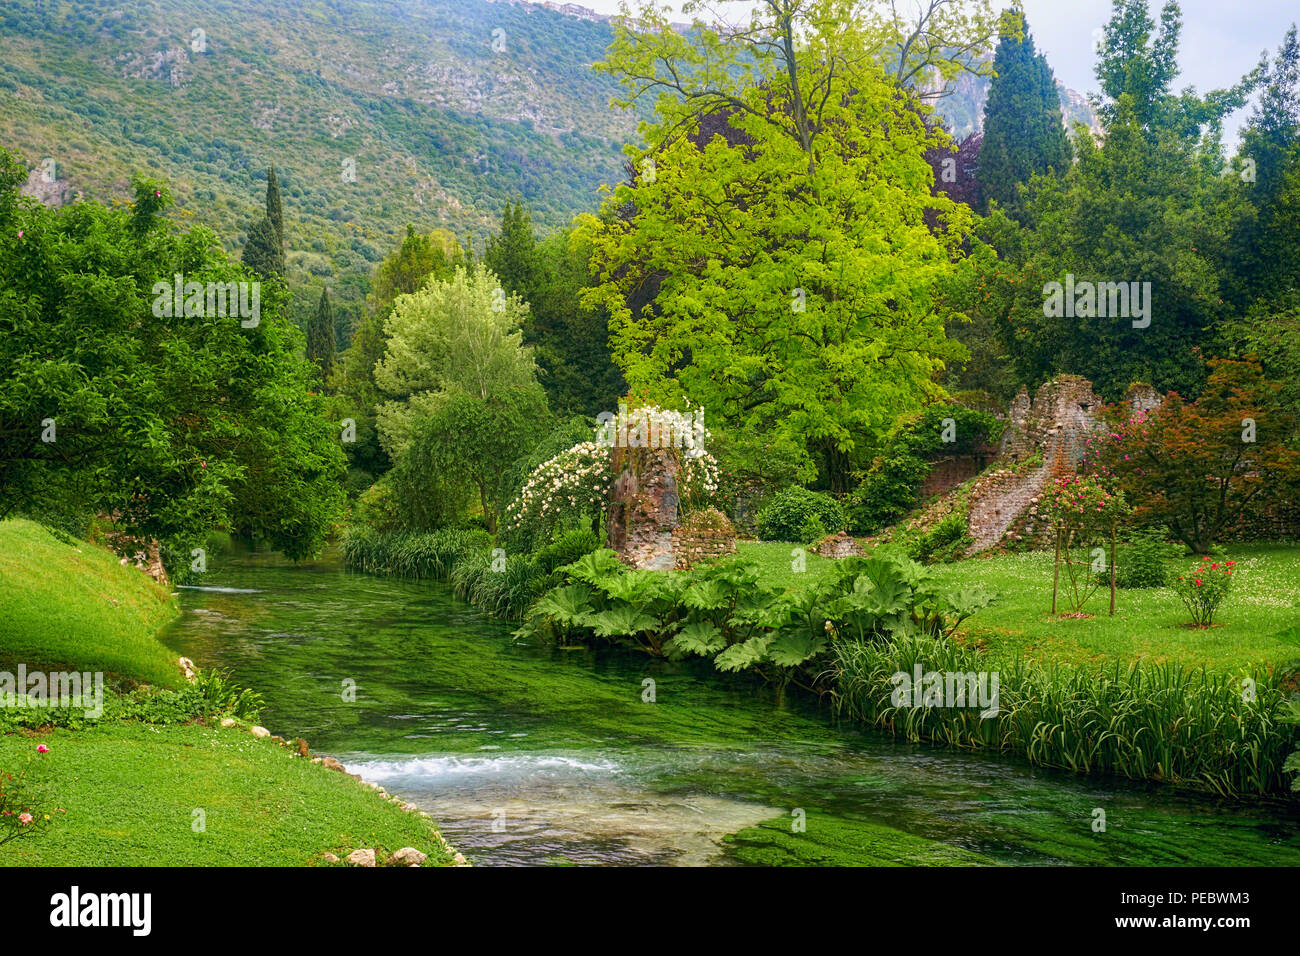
[586,2,988,490]
[977,11,1072,217]
[757,487,846,543]
[374,262,538,457]
[395,385,553,533]
[242,214,284,279]
[534,528,602,575]
[834,634,1297,797]
[0,149,345,559]
[1096,528,1178,588]
[519,547,995,690]
[909,512,973,565]
[307,287,337,383]
[845,404,1003,534]
[978,0,1264,401]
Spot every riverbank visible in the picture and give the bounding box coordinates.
[0,519,458,867]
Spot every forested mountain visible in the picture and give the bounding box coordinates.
[0,0,1095,329]
[0,0,638,325]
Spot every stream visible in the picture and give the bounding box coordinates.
[160,549,1300,866]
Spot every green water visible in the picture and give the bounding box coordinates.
[160,549,1300,866]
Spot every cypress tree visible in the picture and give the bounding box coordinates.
[242,215,283,279]
[485,200,539,300]
[307,287,337,383]
[266,164,285,260]
[977,10,1072,216]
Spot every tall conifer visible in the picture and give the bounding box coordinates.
[977,11,1072,215]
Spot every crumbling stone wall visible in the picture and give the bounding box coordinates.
[967,376,1106,553]
[671,508,738,569]
[608,447,681,570]
[811,531,866,559]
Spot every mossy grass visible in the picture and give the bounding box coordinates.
[722,814,994,866]
[0,722,455,866]
[0,519,180,687]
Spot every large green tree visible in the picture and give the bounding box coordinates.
[0,149,344,563]
[373,262,539,457]
[976,10,1072,216]
[587,0,998,490]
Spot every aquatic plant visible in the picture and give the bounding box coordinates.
[834,634,1299,797]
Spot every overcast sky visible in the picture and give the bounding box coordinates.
[558,0,1299,143]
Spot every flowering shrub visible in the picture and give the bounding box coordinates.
[0,746,63,847]
[504,441,615,543]
[505,404,720,543]
[1173,557,1236,627]
[1044,475,1128,614]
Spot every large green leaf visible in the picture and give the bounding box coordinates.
[767,629,828,667]
[670,620,726,656]
[714,635,774,673]
[588,603,659,638]
[530,584,596,626]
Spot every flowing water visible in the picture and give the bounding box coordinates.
[161,549,1300,866]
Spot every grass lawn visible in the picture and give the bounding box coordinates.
[0,519,180,687]
[0,518,459,867]
[738,541,1300,672]
[0,722,455,866]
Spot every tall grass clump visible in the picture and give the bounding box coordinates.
[833,634,1299,797]
[342,526,545,620]
[341,527,491,579]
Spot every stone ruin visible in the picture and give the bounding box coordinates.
[607,446,682,570]
[607,447,737,570]
[963,375,1160,554]
[605,376,1161,565]
[671,507,739,570]
[812,531,866,559]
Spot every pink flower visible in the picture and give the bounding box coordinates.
[36,745,49,754]
[17,230,22,238]
[18,813,32,825]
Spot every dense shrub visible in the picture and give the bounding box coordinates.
[845,452,931,534]
[909,512,973,564]
[757,487,845,542]
[1096,529,1179,588]
[534,528,602,574]
[845,404,1005,535]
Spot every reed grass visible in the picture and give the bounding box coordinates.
[833,634,1299,797]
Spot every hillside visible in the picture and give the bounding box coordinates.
[0,0,638,325]
[0,0,1097,330]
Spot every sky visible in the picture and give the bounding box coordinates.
[557,0,1300,144]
